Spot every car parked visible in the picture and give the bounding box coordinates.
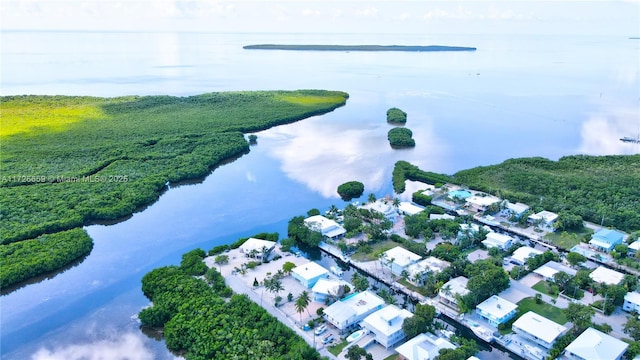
[322,334,334,344]
[314,325,327,335]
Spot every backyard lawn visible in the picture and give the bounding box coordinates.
[532,280,559,298]
[350,240,398,262]
[543,228,593,250]
[328,339,348,356]
[500,296,568,335]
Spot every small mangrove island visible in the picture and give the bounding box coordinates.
[386,107,407,124]
[388,127,415,148]
[243,44,477,52]
[337,181,365,201]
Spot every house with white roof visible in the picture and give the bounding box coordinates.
[311,278,346,303]
[533,261,577,281]
[512,311,568,349]
[361,304,413,348]
[323,291,385,333]
[564,327,628,360]
[465,195,501,212]
[291,261,329,288]
[589,229,625,253]
[439,276,470,309]
[510,246,543,266]
[398,202,425,216]
[475,295,518,327]
[395,332,457,360]
[623,291,640,313]
[589,266,624,286]
[528,210,558,228]
[505,202,530,219]
[239,238,276,260]
[303,215,346,240]
[382,247,422,276]
[482,232,514,251]
[360,200,398,223]
[429,213,456,221]
[628,240,640,254]
[405,257,450,286]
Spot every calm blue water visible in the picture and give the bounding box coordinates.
[1,31,638,359]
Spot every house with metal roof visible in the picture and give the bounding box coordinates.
[239,238,276,260]
[303,215,346,240]
[439,276,470,309]
[482,232,514,251]
[382,246,422,276]
[291,261,329,288]
[512,311,568,349]
[395,332,457,360]
[623,291,640,313]
[589,229,625,252]
[322,291,385,333]
[405,257,450,286]
[564,327,628,360]
[475,295,518,327]
[589,266,624,286]
[510,246,543,266]
[533,261,577,281]
[361,304,413,348]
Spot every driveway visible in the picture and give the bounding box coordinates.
[499,279,536,304]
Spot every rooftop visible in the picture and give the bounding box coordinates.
[465,195,501,207]
[291,261,329,281]
[629,240,640,251]
[429,213,456,221]
[592,229,625,244]
[395,333,456,360]
[311,278,344,296]
[564,327,628,360]
[304,215,345,237]
[589,266,624,285]
[323,291,386,322]
[476,295,518,319]
[398,202,425,216]
[383,246,422,267]
[406,257,451,277]
[625,291,640,306]
[360,200,396,216]
[511,246,543,264]
[507,202,530,214]
[528,210,558,223]
[441,276,470,297]
[239,238,276,253]
[482,232,513,247]
[533,261,577,278]
[363,304,413,336]
[512,311,568,344]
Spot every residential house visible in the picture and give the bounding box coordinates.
[475,295,518,327]
[405,257,451,286]
[303,215,346,240]
[505,202,530,219]
[482,232,514,251]
[398,202,425,216]
[360,199,398,223]
[564,327,628,360]
[382,246,422,276]
[527,210,558,228]
[239,238,276,260]
[323,291,385,333]
[361,304,413,348]
[510,246,543,266]
[439,276,470,309]
[512,311,568,349]
[311,278,346,303]
[589,229,625,253]
[291,261,329,288]
[589,266,624,286]
[395,332,457,360]
[623,291,640,313]
[628,240,640,254]
[465,195,501,212]
[429,213,456,221]
[533,261,577,281]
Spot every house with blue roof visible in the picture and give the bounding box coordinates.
[589,229,624,252]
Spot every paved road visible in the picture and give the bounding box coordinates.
[225,275,337,360]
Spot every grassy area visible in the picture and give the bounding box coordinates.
[532,280,559,298]
[500,296,567,335]
[544,228,593,250]
[0,91,348,287]
[350,240,397,262]
[328,339,348,356]
[384,354,399,360]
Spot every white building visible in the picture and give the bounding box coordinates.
[439,276,470,308]
[311,278,346,303]
[528,210,558,228]
[475,295,518,327]
[505,202,530,219]
[239,238,276,259]
[512,311,568,349]
[361,304,413,348]
[623,291,640,313]
[465,195,501,212]
[405,257,450,286]
[382,246,422,276]
[323,291,385,333]
[628,240,640,253]
[533,261,577,281]
[429,213,456,221]
[510,246,543,266]
[291,261,329,288]
[395,332,456,360]
[589,266,624,286]
[398,202,425,216]
[482,232,514,251]
[360,200,398,223]
[564,327,628,360]
[303,215,346,240]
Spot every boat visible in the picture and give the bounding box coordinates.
[620,136,640,144]
[346,329,367,343]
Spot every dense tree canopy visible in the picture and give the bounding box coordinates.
[386,107,407,124]
[388,127,415,148]
[337,181,365,201]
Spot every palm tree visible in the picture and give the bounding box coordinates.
[392,197,400,208]
[368,193,377,204]
[299,290,311,317]
[295,292,310,323]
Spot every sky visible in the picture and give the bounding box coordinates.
[1,0,638,35]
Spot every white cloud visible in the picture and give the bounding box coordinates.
[578,107,640,156]
[31,333,158,360]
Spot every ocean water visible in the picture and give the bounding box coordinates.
[1,31,638,359]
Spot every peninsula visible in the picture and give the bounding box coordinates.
[243,44,477,52]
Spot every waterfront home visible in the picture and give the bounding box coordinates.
[475,295,518,327]
[439,276,470,309]
[588,266,624,286]
[482,232,514,251]
[398,202,425,216]
[395,332,456,360]
[382,246,422,276]
[360,199,398,223]
[533,261,577,281]
[429,213,456,221]
[564,327,628,360]
[405,257,450,286]
[239,238,276,260]
[622,291,640,313]
[311,278,346,303]
[589,229,625,253]
[628,240,640,254]
[465,195,501,213]
[291,261,329,288]
[322,291,385,333]
[361,304,413,348]
[505,202,530,219]
[510,246,543,266]
[304,215,346,240]
[527,210,558,228]
[512,311,568,349]
[448,189,472,200]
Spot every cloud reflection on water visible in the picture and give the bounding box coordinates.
[31,333,168,360]
[578,105,640,155]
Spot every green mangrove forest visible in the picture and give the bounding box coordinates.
[0,90,348,288]
[392,155,640,232]
[337,181,364,201]
[388,127,416,148]
[243,44,477,52]
[386,107,407,124]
